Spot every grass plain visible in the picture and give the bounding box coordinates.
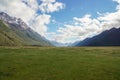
[0,47,120,80]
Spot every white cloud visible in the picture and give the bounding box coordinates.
[50,14,101,43]
[0,0,35,24]
[39,0,65,13]
[98,11,120,30]
[1,0,120,44]
[22,0,38,10]
[41,0,56,3]
[98,0,120,31]
[113,0,120,10]
[48,0,120,43]
[73,14,92,25]
[30,14,51,36]
[0,0,65,38]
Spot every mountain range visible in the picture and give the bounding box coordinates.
[0,12,120,47]
[0,12,53,46]
[75,28,120,46]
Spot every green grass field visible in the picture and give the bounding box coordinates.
[0,47,120,80]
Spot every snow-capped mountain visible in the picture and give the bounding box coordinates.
[0,12,28,29]
[0,12,53,46]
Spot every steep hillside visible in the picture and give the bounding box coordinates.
[0,20,23,46]
[76,28,120,46]
[0,12,53,46]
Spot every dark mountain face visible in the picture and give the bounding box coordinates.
[0,12,53,46]
[75,28,120,46]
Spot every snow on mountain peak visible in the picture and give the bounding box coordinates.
[0,12,28,29]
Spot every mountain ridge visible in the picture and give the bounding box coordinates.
[75,28,120,46]
[0,12,53,46]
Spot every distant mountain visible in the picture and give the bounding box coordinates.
[75,28,120,46]
[0,12,53,46]
[51,41,70,47]
[69,41,80,46]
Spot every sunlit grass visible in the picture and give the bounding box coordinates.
[0,47,120,80]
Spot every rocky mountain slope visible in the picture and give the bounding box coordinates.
[0,12,53,46]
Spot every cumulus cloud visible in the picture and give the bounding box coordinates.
[22,0,38,10]
[30,14,51,36]
[1,0,120,43]
[98,11,120,30]
[113,0,120,10]
[49,0,120,43]
[0,0,65,37]
[50,15,101,43]
[0,0,35,24]
[39,0,65,13]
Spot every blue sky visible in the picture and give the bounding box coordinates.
[44,0,119,43]
[0,0,120,43]
[47,0,117,32]
[54,0,117,19]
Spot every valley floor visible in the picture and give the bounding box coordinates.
[0,47,120,80]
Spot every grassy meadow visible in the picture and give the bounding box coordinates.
[0,47,120,80]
